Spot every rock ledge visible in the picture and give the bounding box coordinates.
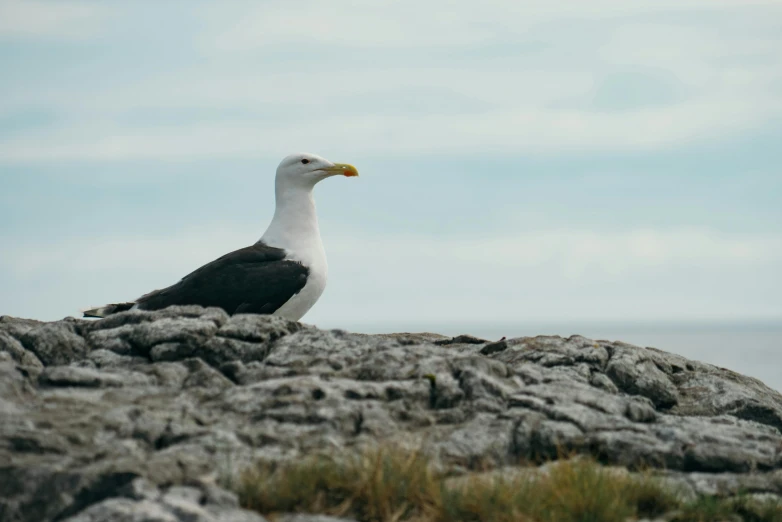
[1,306,781,521]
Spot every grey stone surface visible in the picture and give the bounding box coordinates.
[58,483,271,522]
[1,306,781,521]
[20,321,88,366]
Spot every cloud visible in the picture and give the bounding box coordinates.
[0,2,779,163]
[0,0,109,40]
[0,89,777,162]
[203,0,781,51]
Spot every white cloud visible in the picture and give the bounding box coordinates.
[203,0,781,51]
[0,1,780,162]
[0,0,109,39]
[0,96,774,161]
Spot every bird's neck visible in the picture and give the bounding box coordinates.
[260,185,322,254]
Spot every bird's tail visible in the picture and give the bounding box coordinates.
[81,302,136,318]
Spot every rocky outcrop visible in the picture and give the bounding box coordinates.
[1,306,781,521]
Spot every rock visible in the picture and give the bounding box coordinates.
[0,330,43,368]
[0,359,37,411]
[181,358,234,390]
[0,306,781,521]
[21,321,88,366]
[58,481,266,522]
[436,414,516,469]
[480,339,508,355]
[0,315,43,338]
[116,477,160,501]
[435,334,489,346]
[604,342,680,409]
[216,313,303,344]
[39,366,127,388]
[61,498,179,522]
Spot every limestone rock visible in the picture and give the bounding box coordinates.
[1,306,781,521]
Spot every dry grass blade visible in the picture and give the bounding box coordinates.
[237,445,782,522]
[238,446,439,522]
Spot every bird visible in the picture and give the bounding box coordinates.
[82,153,358,321]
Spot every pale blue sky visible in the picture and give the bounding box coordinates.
[1,0,781,331]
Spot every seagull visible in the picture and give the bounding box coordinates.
[83,153,358,321]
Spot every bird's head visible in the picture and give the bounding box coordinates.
[276,153,358,190]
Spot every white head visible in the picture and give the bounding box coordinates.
[275,152,358,192]
[261,152,358,256]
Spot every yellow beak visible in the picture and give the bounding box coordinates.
[323,163,359,177]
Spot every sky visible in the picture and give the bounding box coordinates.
[1,0,781,334]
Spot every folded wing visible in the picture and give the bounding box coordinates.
[136,242,309,315]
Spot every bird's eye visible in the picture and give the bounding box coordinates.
[301,159,310,164]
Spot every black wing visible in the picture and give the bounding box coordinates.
[136,242,308,315]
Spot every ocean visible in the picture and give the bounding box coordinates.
[351,321,782,394]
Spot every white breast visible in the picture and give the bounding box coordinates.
[272,247,328,321]
[259,172,330,321]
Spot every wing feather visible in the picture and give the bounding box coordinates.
[136,243,308,315]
